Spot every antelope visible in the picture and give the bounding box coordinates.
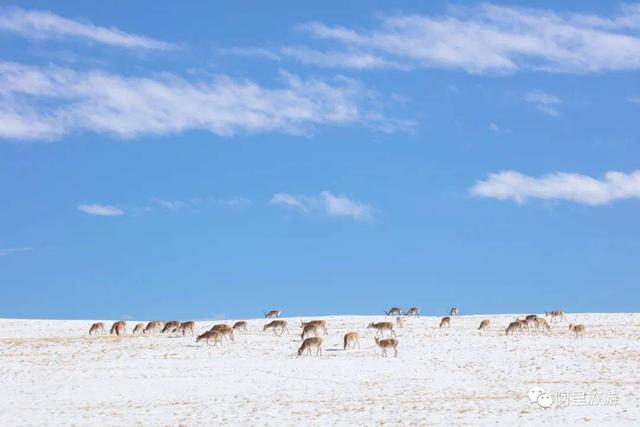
[300,320,328,335]
[534,317,551,334]
[450,307,459,316]
[264,310,281,318]
[385,307,402,316]
[396,316,405,328]
[298,337,323,357]
[375,337,398,358]
[110,321,126,336]
[161,321,180,334]
[439,316,451,328]
[569,324,585,339]
[343,332,360,350]
[505,321,522,336]
[178,321,195,336]
[404,307,420,316]
[518,318,530,334]
[263,320,289,336]
[525,314,538,328]
[367,322,396,337]
[478,319,491,331]
[89,322,106,335]
[144,320,163,335]
[210,324,235,341]
[301,323,321,340]
[545,310,566,323]
[196,330,222,346]
[132,323,145,335]
[232,321,248,333]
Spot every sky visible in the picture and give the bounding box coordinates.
[1,1,639,320]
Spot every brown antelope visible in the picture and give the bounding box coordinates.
[518,318,530,333]
[210,324,235,341]
[232,321,248,333]
[196,330,222,346]
[404,307,420,316]
[89,322,106,335]
[263,320,288,336]
[439,316,451,328]
[144,320,163,335]
[161,321,180,334]
[569,324,585,339]
[396,316,405,328]
[178,321,195,336]
[298,337,323,356]
[301,323,321,340]
[343,332,360,350]
[301,320,328,335]
[545,310,566,323]
[505,321,522,335]
[478,319,491,331]
[264,310,281,318]
[110,321,126,336]
[450,307,459,316]
[367,322,396,337]
[132,323,145,335]
[375,337,398,357]
[385,307,402,316]
[534,317,551,334]
[525,314,538,328]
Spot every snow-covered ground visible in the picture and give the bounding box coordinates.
[1,313,638,426]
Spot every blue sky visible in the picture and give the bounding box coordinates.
[1,1,639,319]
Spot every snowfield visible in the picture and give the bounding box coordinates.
[1,313,639,426]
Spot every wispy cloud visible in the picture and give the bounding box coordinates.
[0,247,33,256]
[270,191,374,221]
[78,204,124,216]
[0,62,410,141]
[289,4,640,74]
[0,7,172,49]
[471,170,640,205]
[629,96,640,104]
[524,90,562,116]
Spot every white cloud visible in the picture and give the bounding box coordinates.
[0,7,171,49]
[524,90,562,116]
[629,96,640,104]
[150,198,189,210]
[0,62,408,141]
[0,247,33,256]
[78,204,124,216]
[270,191,374,221]
[295,4,640,74]
[471,170,640,205]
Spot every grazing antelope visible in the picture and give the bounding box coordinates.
[132,323,145,335]
[301,323,321,340]
[404,307,420,316]
[569,324,585,339]
[367,322,396,337]
[439,316,451,328]
[450,307,459,316]
[478,319,491,331]
[263,320,289,336]
[178,321,195,336]
[210,324,235,341]
[525,314,538,328]
[385,307,402,316]
[110,321,126,336]
[518,318,530,334]
[396,316,405,328]
[505,321,523,336]
[196,330,222,346]
[545,310,566,323]
[264,310,281,318]
[375,337,398,358]
[343,332,360,350]
[89,322,106,335]
[232,321,248,333]
[161,321,180,334]
[301,320,328,335]
[298,337,323,356]
[144,320,163,335]
[534,317,551,334]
